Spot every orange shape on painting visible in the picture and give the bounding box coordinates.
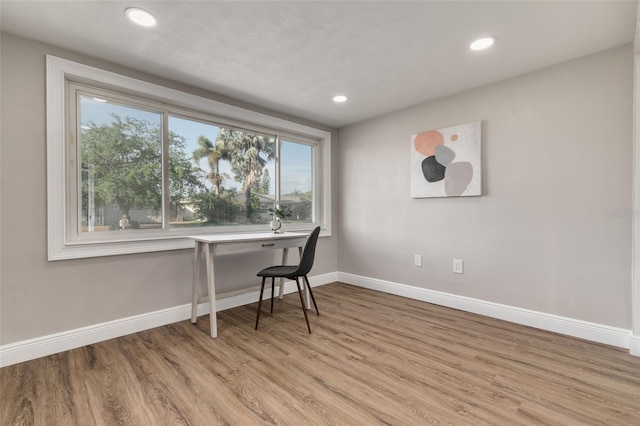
[451,134,459,141]
[414,130,444,156]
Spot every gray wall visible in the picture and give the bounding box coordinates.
[337,44,633,329]
[1,32,633,346]
[0,33,338,345]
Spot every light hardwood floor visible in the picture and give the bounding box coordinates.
[2,282,640,425]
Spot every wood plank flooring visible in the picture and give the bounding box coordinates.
[2,282,640,425]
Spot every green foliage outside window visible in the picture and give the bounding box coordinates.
[81,115,203,221]
[190,189,244,224]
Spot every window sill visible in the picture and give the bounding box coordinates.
[49,225,327,261]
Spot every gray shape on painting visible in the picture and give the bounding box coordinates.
[435,145,456,167]
[445,162,473,196]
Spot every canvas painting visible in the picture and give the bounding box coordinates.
[410,121,482,198]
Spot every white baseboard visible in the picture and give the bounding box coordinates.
[0,272,337,368]
[337,272,635,353]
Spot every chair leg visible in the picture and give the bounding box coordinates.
[303,275,319,316]
[270,277,275,314]
[255,277,267,330]
[295,277,311,333]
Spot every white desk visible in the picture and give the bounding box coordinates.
[189,232,308,338]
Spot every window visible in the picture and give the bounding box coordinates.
[47,56,331,260]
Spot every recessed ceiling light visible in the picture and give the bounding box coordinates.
[125,8,157,27]
[470,37,495,51]
[333,95,348,103]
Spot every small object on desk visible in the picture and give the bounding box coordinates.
[268,203,292,233]
[270,217,282,233]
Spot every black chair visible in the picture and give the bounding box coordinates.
[255,226,321,333]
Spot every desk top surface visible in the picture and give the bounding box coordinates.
[188,231,307,244]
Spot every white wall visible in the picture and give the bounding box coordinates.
[337,44,633,329]
[0,33,338,345]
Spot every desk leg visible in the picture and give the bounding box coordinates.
[278,247,289,300]
[191,241,203,323]
[204,243,218,338]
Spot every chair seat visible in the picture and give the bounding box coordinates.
[257,265,298,278]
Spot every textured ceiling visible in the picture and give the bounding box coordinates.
[1,1,637,128]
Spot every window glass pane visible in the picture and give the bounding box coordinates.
[280,140,313,223]
[252,145,276,225]
[168,116,276,227]
[79,96,162,232]
[220,129,276,225]
[167,116,217,228]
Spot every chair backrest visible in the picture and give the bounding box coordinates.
[293,226,321,277]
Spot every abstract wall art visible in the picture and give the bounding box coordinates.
[410,121,482,198]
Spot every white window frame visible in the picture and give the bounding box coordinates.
[47,55,331,260]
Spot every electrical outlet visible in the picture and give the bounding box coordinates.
[453,259,464,274]
[414,254,422,267]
